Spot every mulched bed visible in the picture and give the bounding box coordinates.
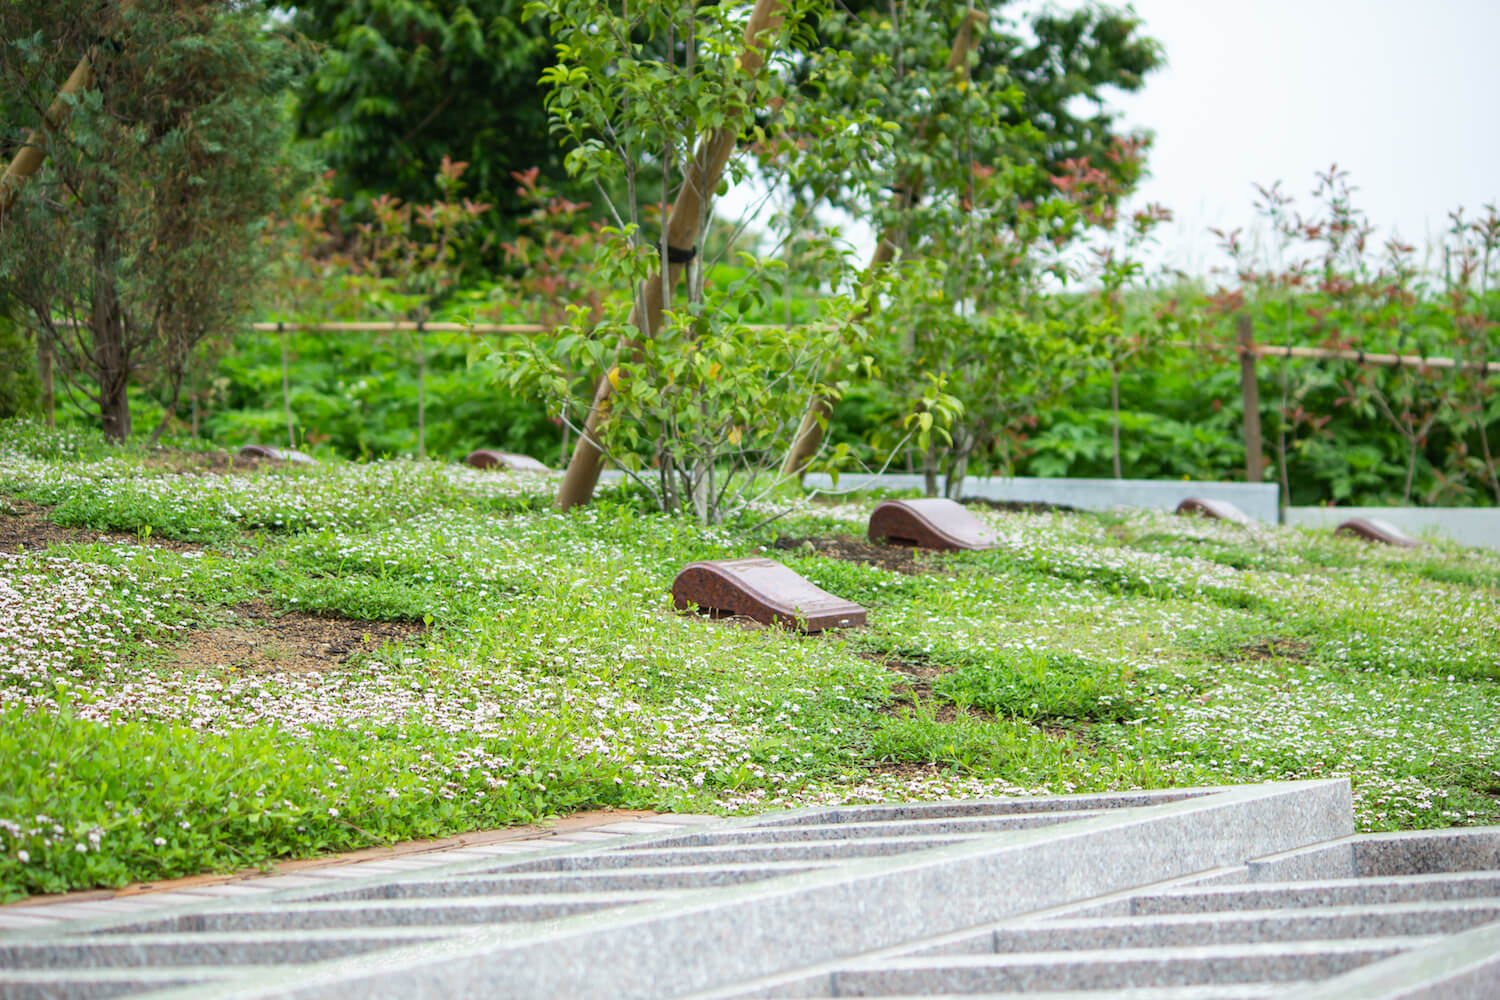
[1234,637,1315,662]
[137,448,270,474]
[770,534,937,576]
[171,601,425,674]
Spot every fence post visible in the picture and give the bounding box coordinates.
[1237,313,1262,483]
[36,333,54,428]
[416,327,426,460]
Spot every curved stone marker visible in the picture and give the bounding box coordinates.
[1337,516,1422,548]
[867,497,998,551]
[465,449,550,473]
[672,557,866,632]
[1175,497,1252,526]
[239,444,317,465]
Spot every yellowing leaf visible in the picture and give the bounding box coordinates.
[728,428,742,446]
[607,366,621,390]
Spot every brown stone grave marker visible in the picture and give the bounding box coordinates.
[1175,497,1252,526]
[1336,517,1421,548]
[867,498,998,551]
[465,449,550,473]
[239,444,317,465]
[671,558,867,632]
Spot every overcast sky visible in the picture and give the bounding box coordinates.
[1043,0,1500,276]
[726,0,1500,279]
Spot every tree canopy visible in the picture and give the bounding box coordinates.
[292,0,1161,261]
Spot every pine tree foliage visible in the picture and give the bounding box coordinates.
[0,0,302,441]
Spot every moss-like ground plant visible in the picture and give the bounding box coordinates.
[1,418,1498,900]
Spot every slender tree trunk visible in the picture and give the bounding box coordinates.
[1478,411,1500,505]
[416,329,426,460]
[35,334,55,428]
[92,225,130,442]
[1403,437,1418,505]
[147,365,184,446]
[1110,363,1122,479]
[1237,313,1263,483]
[1277,364,1292,505]
[280,330,294,448]
[780,9,986,479]
[945,429,971,499]
[554,0,789,511]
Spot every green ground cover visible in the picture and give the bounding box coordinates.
[2,417,1498,901]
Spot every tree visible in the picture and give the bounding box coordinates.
[771,0,1163,477]
[499,0,911,522]
[0,0,302,442]
[290,0,580,255]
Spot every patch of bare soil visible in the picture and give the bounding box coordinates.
[861,651,992,722]
[137,448,264,475]
[1234,638,1314,662]
[0,497,201,554]
[172,601,425,674]
[962,498,1078,515]
[771,534,940,576]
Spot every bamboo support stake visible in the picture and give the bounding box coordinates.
[247,321,546,335]
[1248,342,1497,373]
[416,328,426,460]
[553,0,789,511]
[1165,338,1496,374]
[0,0,137,220]
[36,334,54,428]
[1236,314,1263,483]
[779,8,986,479]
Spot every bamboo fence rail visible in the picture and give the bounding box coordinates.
[28,317,1497,479]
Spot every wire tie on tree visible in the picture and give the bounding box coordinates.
[666,244,697,264]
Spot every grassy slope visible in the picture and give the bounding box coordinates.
[1,418,1498,900]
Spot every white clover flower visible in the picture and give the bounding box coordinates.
[154,837,167,847]
[16,850,29,863]
[328,807,339,818]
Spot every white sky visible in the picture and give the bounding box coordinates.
[724,0,1500,279]
[1104,0,1500,277]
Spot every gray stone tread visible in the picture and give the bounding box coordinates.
[1131,872,1500,914]
[0,927,458,969]
[297,862,831,901]
[828,938,1435,994]
[750,790,1208,827]
[640,812,1106,848]
[503,837,971,869]
[843,990,1282,1000]
[990,900,1500,951]
[105,890,676,933]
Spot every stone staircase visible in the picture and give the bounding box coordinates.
[2,781,1497,999]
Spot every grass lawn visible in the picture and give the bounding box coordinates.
[2,417,1498,901]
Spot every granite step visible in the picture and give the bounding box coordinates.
[0,928,456,969]
[749,790,1208,827]
[497,836,971,870]
[1128,872,1500,915]
[637,812,1105,849]
[0,965,251,999]
[988,901,1500,952]
[824,938,1432,995]
[98,890,673,934]
[294,862,831,902]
